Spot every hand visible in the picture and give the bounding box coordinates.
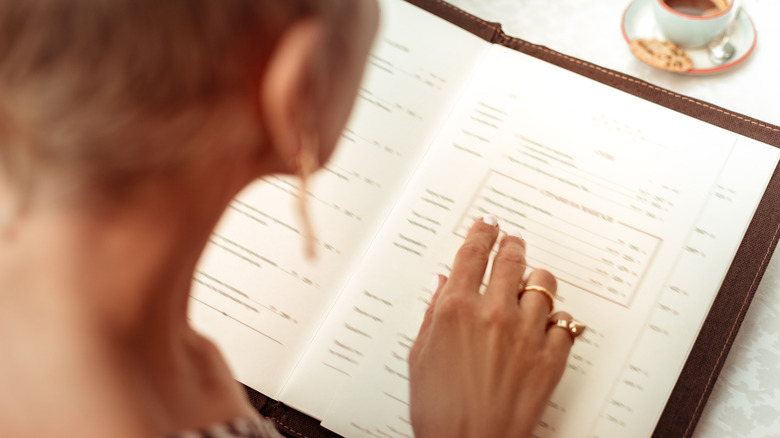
[409,216,575,438]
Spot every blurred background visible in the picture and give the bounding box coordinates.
[446,0,779,125]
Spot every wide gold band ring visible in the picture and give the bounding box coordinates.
[547,319,587,341]
[519,285,554,312]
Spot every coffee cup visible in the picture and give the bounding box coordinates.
[652,0,735,47]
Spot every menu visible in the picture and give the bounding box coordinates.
[189,1,780,436]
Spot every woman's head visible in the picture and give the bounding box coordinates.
[0,0,378,208]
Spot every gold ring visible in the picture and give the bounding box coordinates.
[519,285,554,312]
[547,319,587,341]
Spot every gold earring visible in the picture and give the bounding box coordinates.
[0,203,10,227]
[0,198,19,240]
[296,132,319,259]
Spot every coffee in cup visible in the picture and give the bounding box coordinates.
[653,0,735,47]
[662,0,728,16]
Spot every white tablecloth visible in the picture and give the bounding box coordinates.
[444,1,780,436]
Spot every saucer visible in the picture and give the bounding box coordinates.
[621,0,757,74]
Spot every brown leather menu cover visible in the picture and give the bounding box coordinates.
[246,1,780,437]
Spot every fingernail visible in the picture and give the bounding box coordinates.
[507,228,524,241]
[482,215,498,227]
[431,274,440,291]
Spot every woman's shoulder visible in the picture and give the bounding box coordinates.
[165,416,283,438]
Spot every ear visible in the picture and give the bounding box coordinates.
[259,19,326,173]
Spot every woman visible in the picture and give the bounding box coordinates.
[0,0,579,436]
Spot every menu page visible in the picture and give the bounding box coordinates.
[187,0,489,398]
[283,38,779,438]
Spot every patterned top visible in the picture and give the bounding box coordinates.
[167,416,283,438]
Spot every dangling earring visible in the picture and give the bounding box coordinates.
[0,202,11,228]
[296,132,319,259]
[0,197,19,240]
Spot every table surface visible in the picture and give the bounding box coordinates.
[443,1,780,436]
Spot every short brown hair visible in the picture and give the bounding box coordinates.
[0,0,359,203]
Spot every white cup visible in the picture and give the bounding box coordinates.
[652,0,735,47]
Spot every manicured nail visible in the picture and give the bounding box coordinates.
[507,228,524,241]
[431,274,441,291]
[482,215,498,227]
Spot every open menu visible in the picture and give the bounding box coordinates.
[188,0,780,437]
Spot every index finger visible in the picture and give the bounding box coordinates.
[445,215,500,297]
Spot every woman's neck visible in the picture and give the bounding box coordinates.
[0,170,258,435]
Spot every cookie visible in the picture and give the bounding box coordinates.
[630,38,693,72]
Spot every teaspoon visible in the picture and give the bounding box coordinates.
[708,2,740,65]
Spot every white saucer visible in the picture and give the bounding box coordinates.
[621,0,757,74]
